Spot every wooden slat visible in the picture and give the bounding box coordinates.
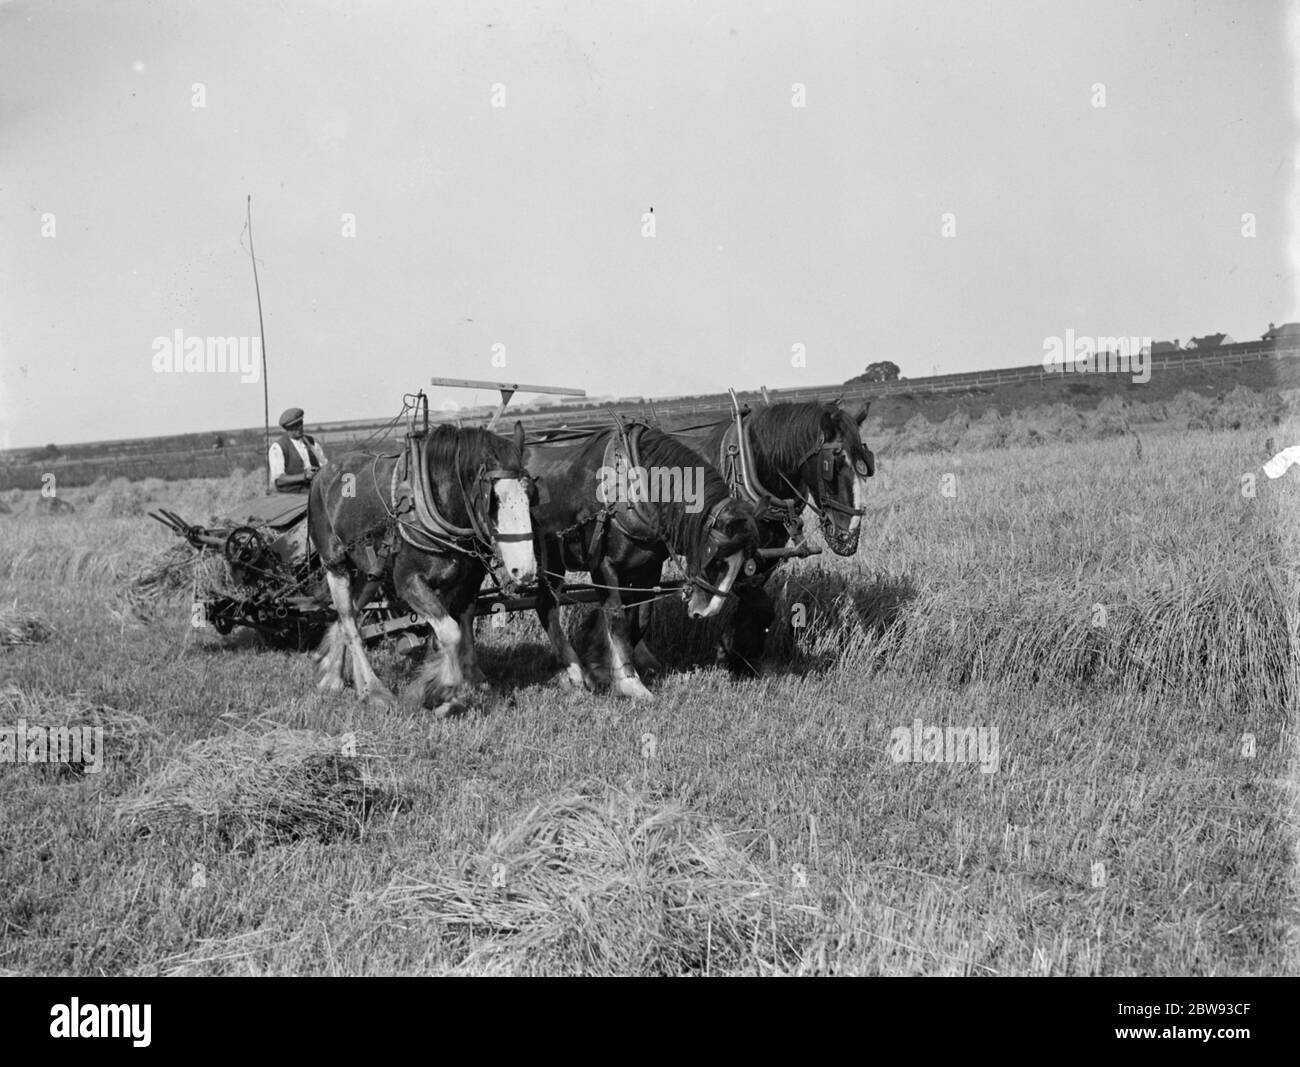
[429,377,587,397]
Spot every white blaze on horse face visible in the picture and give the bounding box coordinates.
[687,550,743,619]
[849,470,870,533]
[493,478,536,584]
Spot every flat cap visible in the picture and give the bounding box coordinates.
[279,407,304,429]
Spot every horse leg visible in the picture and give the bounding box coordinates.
[628,598,663,679]
[399,573,469,716]
[315,616,347,694]
[534,540,594,691]
[595,560,652,701]
[316,576,381,687]
[454,586,489,691]
[321,570,396,707]
[721,580,775,678]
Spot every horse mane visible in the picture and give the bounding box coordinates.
[634,427,733,549]
[747,402,870,488]
[420,425,521,519]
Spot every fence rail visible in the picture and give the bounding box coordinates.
[4,341,1296,491]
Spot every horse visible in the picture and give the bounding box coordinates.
[307,422,537,715]
[527,421,760,699]
[671,399,874,674]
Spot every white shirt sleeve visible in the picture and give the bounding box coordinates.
[1264,446,1300,479]
[311,439,327,467]
[268,443,286,481]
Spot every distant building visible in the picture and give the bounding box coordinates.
[1186,333,1233,349]
[1262,322,1300,342]
[1150,339,1183,355]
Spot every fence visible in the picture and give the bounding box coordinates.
[3,341,1296,491]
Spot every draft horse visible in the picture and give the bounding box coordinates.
[673,399,875,674]
[308,422,537,714]
[527,421,760,699]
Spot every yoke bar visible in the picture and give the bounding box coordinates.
[429,377,588,431]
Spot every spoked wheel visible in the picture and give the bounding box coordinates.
[223,526,266,569]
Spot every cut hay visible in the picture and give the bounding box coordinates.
[0,686,157,772]
[0,607,53,647]
[117,723,398,851]
[126,542,230,619]
[367,782,819,975]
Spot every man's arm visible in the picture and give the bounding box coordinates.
[270,442,312,491]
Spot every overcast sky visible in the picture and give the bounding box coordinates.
[0,0,1294,448]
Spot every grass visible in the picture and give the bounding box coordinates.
[0,425,1294,975]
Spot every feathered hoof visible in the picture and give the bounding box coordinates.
[433,697,470,719]
[317,672,346,695]
[614,674,654,701]
[556,664,593,692]
[363,685,398,710]
[633,643,663,680]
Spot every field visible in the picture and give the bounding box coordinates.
[1,424,1295,976]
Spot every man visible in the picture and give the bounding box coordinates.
[269,407,328,493]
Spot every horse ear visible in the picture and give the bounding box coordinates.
[513,420,526,458]
[819,407,839,442]
[843,399,870,426]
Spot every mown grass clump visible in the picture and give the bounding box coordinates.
[117,724,402,853]
[0,607,53,648]
[367,781,818,975]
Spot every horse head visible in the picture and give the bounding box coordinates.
[798,400,874,557]
[684,495,761,619]
[426,421,538,587]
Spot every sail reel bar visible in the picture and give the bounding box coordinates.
[428,377,588,430]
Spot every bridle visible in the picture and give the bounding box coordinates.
[677,497,751,602]
[453,459,536,566]
[776,437,871,556]
[388,434,535,568]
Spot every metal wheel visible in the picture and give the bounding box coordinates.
[223,526,266,569]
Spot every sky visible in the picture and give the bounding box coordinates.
[0,0,1295,448]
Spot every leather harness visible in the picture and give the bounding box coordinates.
[387,432,531,560]
[585,418,737,600]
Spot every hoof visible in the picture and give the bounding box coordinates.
[614,675,654,701]
[557,664,593,692]
[433,698,470,719]
[363,685,398,710]
[725,653,761,679]
[633,642,663,679]
[317,674,346,694]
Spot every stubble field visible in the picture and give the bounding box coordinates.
[1,425,1295,975]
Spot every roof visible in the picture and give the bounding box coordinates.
[1263,322,1300,340]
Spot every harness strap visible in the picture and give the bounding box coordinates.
[601,420,662,544]
[721,413,803,526]
[406,434,477,540]
[389,457,474,555]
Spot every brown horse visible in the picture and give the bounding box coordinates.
[307,422,536,714]
[527,422,759,699]
[672,399,874,674]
